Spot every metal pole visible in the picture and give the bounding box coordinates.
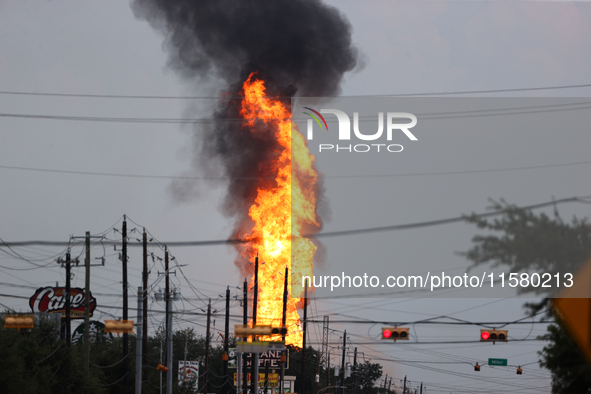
[136,287,143,394]
[166,296,173,394]
[84,231,91,371]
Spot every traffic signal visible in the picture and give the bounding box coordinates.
[381,327,409,341]
[516,366,523,375]
[474,362,480,372]
[480,328,508,343]
[4,314,34,331]
[104,319,134,336]
[234,324,287,337]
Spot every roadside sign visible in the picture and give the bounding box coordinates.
[488,358,508,366]
[229,347,289,369]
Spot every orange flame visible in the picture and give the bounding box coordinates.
[239,73,319,347]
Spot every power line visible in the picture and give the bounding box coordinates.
[1,82,591,99]
[2,159,591,181]
[0,195,588,247]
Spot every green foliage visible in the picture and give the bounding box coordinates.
[461,199,591,294]
[0,316,386,394]
[355,360,383,394]
[0,314,106,394]
[538,318,591,393]
[462,200,591,394]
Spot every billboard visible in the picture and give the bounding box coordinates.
[29,286,96,319]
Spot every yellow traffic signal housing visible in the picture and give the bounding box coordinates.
[4,314,34,331]
[381,327,409,341]
[157,364,169,372]
[104,320,134,336]
[516,366,523,375]
[234,324,287,337]
[480,328,508,343]
[474,363,481,372]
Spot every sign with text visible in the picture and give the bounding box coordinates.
[29,286,96,319]
[229,348,289,369]
[488,358,508,366]
[178,361,199,389]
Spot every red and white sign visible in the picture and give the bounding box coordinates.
[29,286,96,318]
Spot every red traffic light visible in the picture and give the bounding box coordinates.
[480,329,507,343]
[381,327,409,340]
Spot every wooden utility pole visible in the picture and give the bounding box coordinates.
[341,331,347,394]
[251,256,259,394]
[352,347,358,394]
[204,299,212,394]
[280,267,288,394]
[242,279,248,394]
[164,246,172,394]
[122,215,129,385]
[65,250,72,346]
[300,284,308,394]
[142,228,149,365]
[223,286,230,394]
[84,232,91,371]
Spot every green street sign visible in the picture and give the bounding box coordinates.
[488,358,508,366]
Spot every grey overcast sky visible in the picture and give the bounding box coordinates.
[1,1,591,393]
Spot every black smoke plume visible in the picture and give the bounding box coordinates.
[132,0,357,275]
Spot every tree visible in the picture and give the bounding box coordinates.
[539,318,591,392]
[461,199,591,393]
[355,360,383,394]
[461,199,591,295]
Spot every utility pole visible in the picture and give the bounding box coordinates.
[251,255,259,394]
[402,376,407,394]
[388,378,392,394]
[142,228,149,365]
[300,283,308,394]
[242,279,248,394]
[122,215,129,386]
[135,286,143,394]
[281,267,288,394]
[65,250,72,346]
[203,298,211,394]
[223,286,230,394]
[165,246,172,394]
[84,232,91,371]
[341,331,347,394]
[419,382,423,394]
[204,299,212,394]
[352,347,358,394]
